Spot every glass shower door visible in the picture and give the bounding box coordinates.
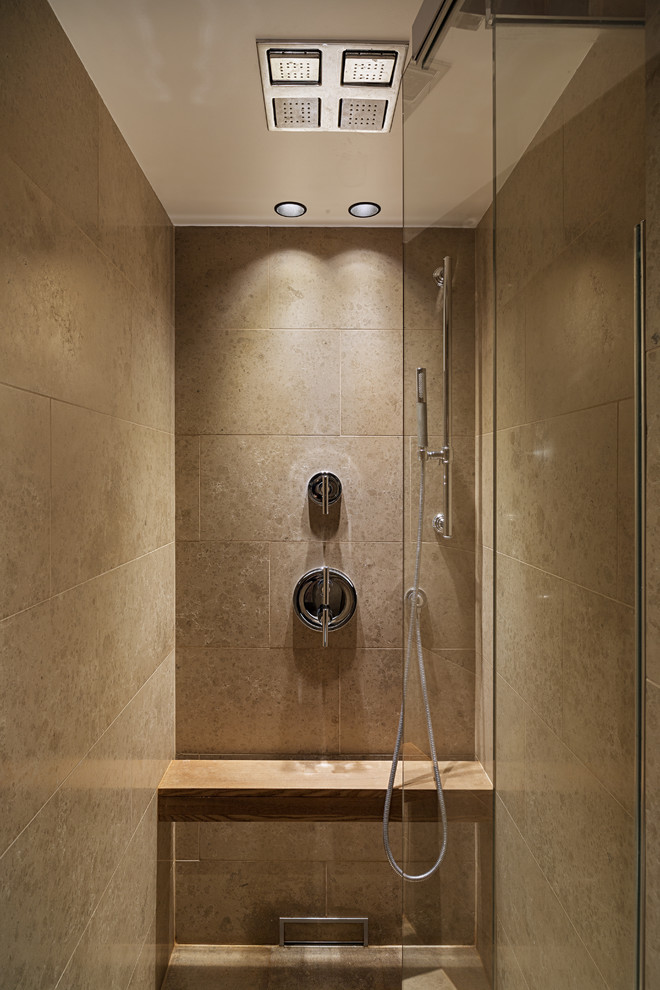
[492,10,646,989]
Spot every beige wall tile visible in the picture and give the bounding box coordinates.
[495,921,532,990]
[0,384,50,619]
[496,405,618,596]
[175,227,269,331]
[524,709,636,989]
[524,211,635,423]
[176,329,340,436]
[403,823,476,946]
[98,104,173,322]
[494,676,526,832]
[56,796,159,990]
[0,153,132,417]
[646,348,660,683]
[51,402,173,591]
[200,435,402,544]
[495,296,526,431]
[269,227,402,330]
[338,649,402,755]
[476,206,494,437]
[647,677,660,986]
[562,584,635,813]
[404,649,475,760]
[495,800,608,990]
[495,118,565,308]
[175,860,326,944]
[496,555,562,735]
[128,295,175,433]
[176,542,269,648]
[327,862,402,944]
[563,55,645,242]
[0,547,173,852]
[403,227,475,332]
[0,0,99,235]
[415,544,475,651]
[341,330,402,436]
[269,542,402,650]
[176,436,200,541]
[176,824,200,861]
[175,647,339,756]
[475,655,493,781]
[196,822,333,862]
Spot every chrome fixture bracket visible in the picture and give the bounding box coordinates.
[293,567,357,647]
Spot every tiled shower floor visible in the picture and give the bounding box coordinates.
[161,945,491,990]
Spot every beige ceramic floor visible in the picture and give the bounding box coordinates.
[161,945,490,990]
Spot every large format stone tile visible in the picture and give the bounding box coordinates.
[563,51,644,242]
[176,329,340,436]
[495,554,562,735]
[494,675,526,833]
[403,649,475,761]
[175,860,326,944]
[175,647,339,755]
[200,435,402,543]
[51,402,173,591]
[617,398,635,606]
[495,295,526,431]
[56,796,159,990]
[0,546,174,852]
[98,104,173,322]
[197,821,333,862]
[0,683,148,988]
[327,861,402,944]
[403,823,476,947]
[476,206,494,438]
[175,227,269,331]
[269,542,403,650]
[415,544,475,652]
[338,649,402,755]
[524,709,636,990]
[495,921,531,990]
[176,436,200,541]
[176,542,269,648]
[0,384,50,620]
[0,153,134,419]
[647,678,660,987]
[496,405,618,596]
[269,946,401,990]
[341,330,403,436]
[524,210,635,423]
[495,800,608,990]
[403,227,475,333]
[0,0,99,235]
[269,227,402,330]
[562,583,635,813]
[127,292,175,433]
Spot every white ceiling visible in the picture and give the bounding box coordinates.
[47,0,422,226]
[46,1,604,229]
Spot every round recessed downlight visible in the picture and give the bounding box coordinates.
[274,201,307,218]
[348,202,381,218]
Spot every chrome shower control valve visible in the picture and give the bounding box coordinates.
[293,567,357,647]
[308,472,342,515]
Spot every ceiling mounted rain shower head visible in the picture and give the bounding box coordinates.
[256,41,408,133]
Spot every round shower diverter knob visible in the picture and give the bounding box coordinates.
[293,567,357,641]
[308,472,342,514]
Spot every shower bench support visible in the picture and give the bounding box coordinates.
[157,755,492,823]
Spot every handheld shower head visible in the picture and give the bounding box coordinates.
[416,367,428,451]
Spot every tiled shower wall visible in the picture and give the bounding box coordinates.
[0,1,176,988]
[174,226,478,946]
[491,31,643,990]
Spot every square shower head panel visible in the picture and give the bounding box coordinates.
[256,41,408,132]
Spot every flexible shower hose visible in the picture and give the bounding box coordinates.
[383,454,448,881]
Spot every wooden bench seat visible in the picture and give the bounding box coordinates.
[157,756,493,824]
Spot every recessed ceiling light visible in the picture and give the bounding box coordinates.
[348,202,381,218]
[274,202,307,218]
